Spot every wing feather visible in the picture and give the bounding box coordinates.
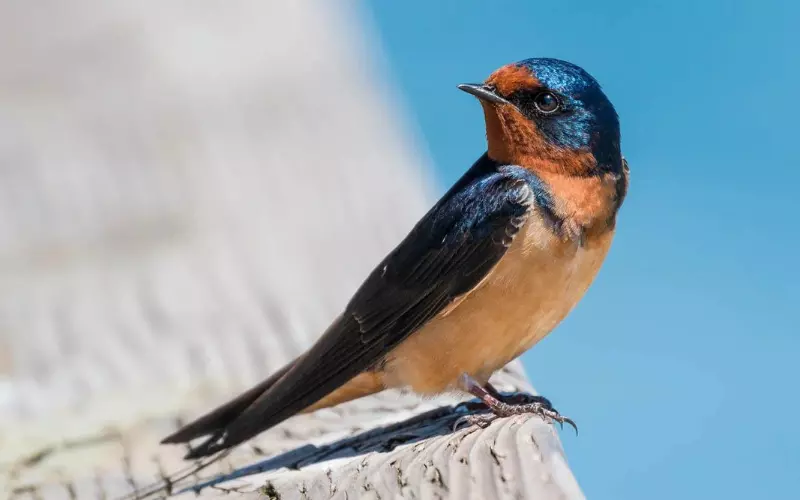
[174,161,547,458]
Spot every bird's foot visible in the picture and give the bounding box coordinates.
[456,375,577,434]
[489,399,578,434]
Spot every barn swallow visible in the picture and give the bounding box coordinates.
[162,57,628,459]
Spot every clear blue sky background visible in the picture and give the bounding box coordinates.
[363,1,798,498]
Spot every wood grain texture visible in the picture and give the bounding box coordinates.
[0,1,584,499]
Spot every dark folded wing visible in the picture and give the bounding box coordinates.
[184,164,547,457]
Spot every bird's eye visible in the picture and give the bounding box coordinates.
[534,92,560,114]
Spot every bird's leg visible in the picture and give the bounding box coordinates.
[481,381,506,400]
[453,374,577,433]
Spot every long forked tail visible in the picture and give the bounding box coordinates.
[161,361,295,445]
[161,363,385,457]
[162,315,391,460]
[122,368,385,500]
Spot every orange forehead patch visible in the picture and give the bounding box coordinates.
[486,64,540,96]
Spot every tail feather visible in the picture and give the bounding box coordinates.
[161,360,294,444]
[181,370,385,459]
[162,314,390,459]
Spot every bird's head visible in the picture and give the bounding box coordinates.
[459,58,622,176]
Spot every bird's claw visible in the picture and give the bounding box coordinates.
[539,407,578,435]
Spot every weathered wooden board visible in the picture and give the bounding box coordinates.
[0,2,584,499]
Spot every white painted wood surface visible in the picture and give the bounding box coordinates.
[0,2,584,499]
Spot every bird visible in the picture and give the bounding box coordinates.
[161,57,629,460]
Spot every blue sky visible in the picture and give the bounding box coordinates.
[363,1,799,498]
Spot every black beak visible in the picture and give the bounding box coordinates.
[457,83,510,105]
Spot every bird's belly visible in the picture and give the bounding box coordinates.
[382,221,614,395]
